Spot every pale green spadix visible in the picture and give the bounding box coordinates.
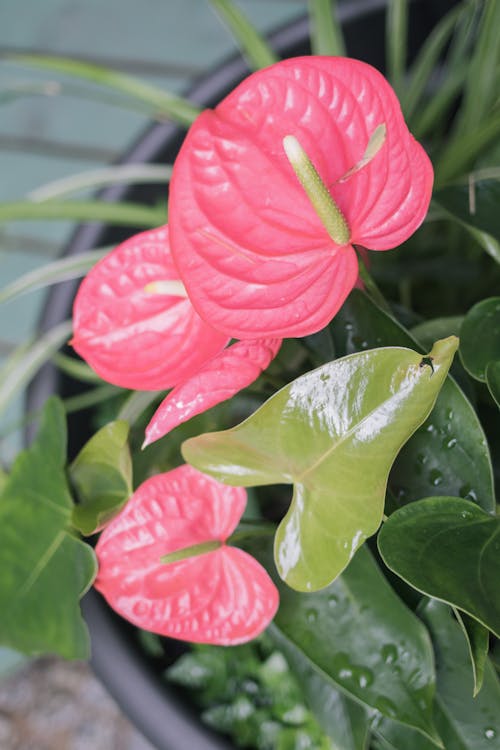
[283,134,351,246]
[182,337,458,592]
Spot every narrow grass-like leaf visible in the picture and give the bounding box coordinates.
[385,0,408,95]
[0,320,72,416]
[309,0,346,57]
[435,113,500,185]
[401,3,463,120]
[53,353,105,384]
[378,497,500,638]
[0,248,108,304]
[0,398,96,658]
[183,337,457,592]
[209,0,278,70]
[434,180,500,245]
[28,164,171,202]
[0,200,164,227]
[6,54,201,126]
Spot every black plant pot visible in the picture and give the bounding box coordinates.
[27,2,456,749]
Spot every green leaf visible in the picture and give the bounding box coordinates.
[268,624,370,750]
[6,53,201,126]
[268,546,440,744]
[454,610,489,697]
[183,337,457,592]
[401,3,464,120]
[385,0,409,96]
[435,113,500,184]
[410,317,464,352]
[309,0,346,57]
[70,420,133,535]
[420,599,500,749]
[486,360,500,407]
[0,199,165,227]
[0,398,96,658]
[0,248,108,305]
[330,291,495,513]
[0,320,72,417]
[434,179,500,244]
[209,0,278,70]
[459,297,500,381]
[378,497,500,638]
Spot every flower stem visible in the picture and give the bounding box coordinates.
[356,253,392,313]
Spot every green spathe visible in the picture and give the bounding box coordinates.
[0,397,96,659]
[183,337,458,592]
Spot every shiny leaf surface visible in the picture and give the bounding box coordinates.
[378,497,500,637]
[170,56,433,338]
[95,465,278,645]
[72,226,227,390]
[455,610,489,697]
[268,624,371,750]
[183,338,457,591]
[486,360,500,407]
[0,398,96,658]
[459,297,500,381]
[70,420,133,535]
[144,338,282,446]
[331,290,495,512]
[420,599,500,749]
[269,546,439,743]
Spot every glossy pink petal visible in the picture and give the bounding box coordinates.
[72,226,228,390]
[95,465,279,645]
[144,337,282,445]
[169,56,433,338]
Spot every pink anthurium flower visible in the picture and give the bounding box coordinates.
[144,337,281,446]
[169,56,433,339]
[72,226,228,390]
[95,464,279,645]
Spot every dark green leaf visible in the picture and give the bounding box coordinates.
[420,599,500,749]
[268,624,371,750]
[330,291,494,513]
[454,610,489,697]
[434,179,500,243]
[70,420,133,535]
[183,338,457,592]
[486,360,500,407]
[269,546,440,744]
[0,398,96,658]
[460,297,500,381]
[378,497,500,638]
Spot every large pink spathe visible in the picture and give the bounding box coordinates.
[169,56,433,339]
[95,465,279,645]
[72,226,228,390]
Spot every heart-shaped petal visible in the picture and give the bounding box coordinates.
[72,226,228,390]
[144,337,282,445]
[95,465,279,644]
[169,56,433,338]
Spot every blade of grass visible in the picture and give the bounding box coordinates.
[0,320,72,417]
[385,0,409,96]
[401,2,464,120]
[0,248,109,304]
[64,384,122,414]
[0,200,165,227]
[4,54,201,126]
[411,63,467,140]
[52,353,104,384]
[209,0,278,70]
[117,389,163,425]
[435,109,500,185]
[452,0,500,136]
[28,164,172,202]
[308,0,346,57]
